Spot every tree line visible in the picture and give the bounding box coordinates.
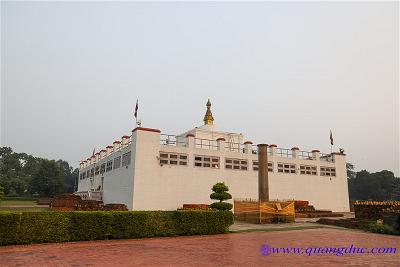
[0,147,78,198]
[347,163,400,201]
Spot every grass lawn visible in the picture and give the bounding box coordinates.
[0,206,50,212]
[0,200,38,207]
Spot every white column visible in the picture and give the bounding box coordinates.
[270,144,277,156]
[186,134,195,149]
[244,141,253,154]
[312,150,320,161]
[291,147,299,158]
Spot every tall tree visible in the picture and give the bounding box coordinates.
[29,159,65,197]
[348,169,400,201]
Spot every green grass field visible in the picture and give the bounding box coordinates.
[0,207,50,212]
[0,200,37,207]
[0,199,49,212]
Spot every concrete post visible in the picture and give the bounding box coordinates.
[257,144,269,202]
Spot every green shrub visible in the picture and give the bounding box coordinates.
[0,210,234,245]
[210,202,233,211]
[0,212,21,245]
[18,212,71,244]
[210,182,232,211]
[176,210,233,235]
[368,223,399,235]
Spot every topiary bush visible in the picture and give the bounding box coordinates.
[0,210,234,246]
[210,182,233,211]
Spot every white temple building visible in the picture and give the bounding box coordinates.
[76,100,350,212]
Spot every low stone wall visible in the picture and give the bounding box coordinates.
[353,201,400,220]
[51,194,127,211]
[317,218,373,230]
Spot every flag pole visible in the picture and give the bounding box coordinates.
[134,99,139,127]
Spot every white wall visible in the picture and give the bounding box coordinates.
[77,144,135,209]
[132,129,350,212]
[77,127,350,212]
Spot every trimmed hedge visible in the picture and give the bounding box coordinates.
[0,210,233,246]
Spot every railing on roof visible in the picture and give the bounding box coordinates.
[225,142,245,153]
[160,134,188,147]
[298,150,314,160]
[251,145,272,156]
[276,148,293,158]
[320,153,335,163]
[195,138,218,150]
[159,134,335,162]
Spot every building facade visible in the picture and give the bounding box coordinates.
[76,100,350,212]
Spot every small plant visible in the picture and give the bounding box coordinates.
[210,182,233,211]
[368,223,398,235]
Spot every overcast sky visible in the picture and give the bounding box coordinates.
[1,1,399,175]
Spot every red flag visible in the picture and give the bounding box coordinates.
[134,99,138,119]
[330,130,334,146]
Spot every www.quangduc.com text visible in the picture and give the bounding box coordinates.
[260,244,397,256]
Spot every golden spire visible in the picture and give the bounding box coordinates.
[203,99,214,125]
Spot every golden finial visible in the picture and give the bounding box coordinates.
[203,99,214,125]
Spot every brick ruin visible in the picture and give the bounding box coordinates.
[51,194,128,211]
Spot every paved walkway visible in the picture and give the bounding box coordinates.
[0,228,399,267]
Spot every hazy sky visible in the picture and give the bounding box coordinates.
[1,1,399,175]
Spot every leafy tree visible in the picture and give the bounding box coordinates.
[210,182,233,211]
[348,169,400,201]
[346,162,356,180]
[57,160,79,193]
[0,147,78,197]
[29,159,65,197]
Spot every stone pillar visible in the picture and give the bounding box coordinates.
[258,144,269,202]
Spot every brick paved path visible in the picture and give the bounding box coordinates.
[0,228,399,267]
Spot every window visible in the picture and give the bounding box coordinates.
[226,158,248,170]
[252,161,273,172]
[95,166,100,175]
[320,167,336,177]
[86,170,90,178]
[194,155,219,168]
[106,160,113,172]
[300,165,317,175]
[114,156,121,169]
[100,164,106,174]
[159,152,188,166]
[90,168,94,177]
[122,151,131,167]
[277,163,296,174]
